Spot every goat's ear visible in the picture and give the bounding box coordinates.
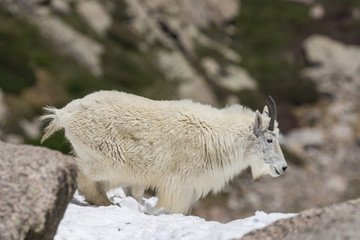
[262,105,269,116]
[253,110,263,137]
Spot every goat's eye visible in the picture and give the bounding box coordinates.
[267,139,273,143]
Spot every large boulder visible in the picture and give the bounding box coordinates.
[0,141,77,240]
[241,198,360,240]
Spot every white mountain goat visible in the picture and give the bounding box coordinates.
[41,90,287,214]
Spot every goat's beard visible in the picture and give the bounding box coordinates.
[251,162,270,180]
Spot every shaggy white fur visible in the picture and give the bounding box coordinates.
[41,90,287,214]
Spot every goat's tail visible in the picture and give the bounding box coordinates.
[40,106,63,143]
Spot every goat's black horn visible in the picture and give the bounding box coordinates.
[266,95,277,131]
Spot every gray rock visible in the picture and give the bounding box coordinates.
[2,134,24,145]
[0,0,104,76]
[302,35,360,100]
[19,117,42,140]
[178,77,218,107]
[125,0,244,105]
[330,123,354,142]
[309,4,325,19]
[284,128,325,153]
[201,57,220,77]
[35,16,104,76]
[241,199,360,240]
[215,65,256,92]
[125,0,239,52]
[157,51,198,82]
[0,88,8,125]
[0,141,77,240]
[202,57,256,92]
[51,0,70,14]
[303,35,360,76]
[157,51,218,106]
[77,0,112,35]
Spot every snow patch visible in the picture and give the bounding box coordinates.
[55,189,296,240]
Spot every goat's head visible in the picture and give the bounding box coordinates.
[249,96,287,180]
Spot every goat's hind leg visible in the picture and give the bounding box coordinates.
[130,186,145,203]
[123,186,144,203]
[77,169,113,206]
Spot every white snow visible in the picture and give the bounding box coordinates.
[55,189,296,240]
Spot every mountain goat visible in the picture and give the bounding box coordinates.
[41,90,287,215]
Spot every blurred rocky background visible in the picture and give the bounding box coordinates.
[0,0,359,223]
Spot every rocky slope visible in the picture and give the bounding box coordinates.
[1,0,360,222]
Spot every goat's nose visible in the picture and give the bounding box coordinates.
[282,166,287,172]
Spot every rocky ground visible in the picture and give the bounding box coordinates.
[241,198,360,240]
[0,0,360,223]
